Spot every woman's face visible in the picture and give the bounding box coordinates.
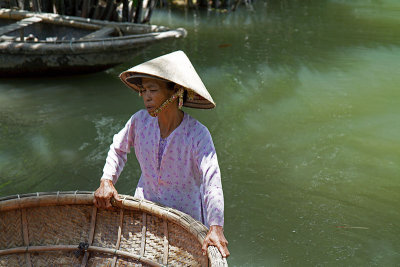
[140,78,175,114]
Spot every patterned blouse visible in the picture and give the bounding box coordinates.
[101,110,224,227]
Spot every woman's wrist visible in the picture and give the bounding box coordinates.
[100,177,114,184]
[209,225,223,231]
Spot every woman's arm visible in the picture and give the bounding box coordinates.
[195,126,229,257]
[101,115,136,183]
[94,114,136,208]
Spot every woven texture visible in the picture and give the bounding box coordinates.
[144,215,164,264]
[0,254,25,266]
[87,253,149,267]
[168,223,207,266]
[27,205,91,246]
[119,210,143,255]
[30,251,81,266]
[0,210,24,249]
[0,192,226,267]
[93,209,120,249]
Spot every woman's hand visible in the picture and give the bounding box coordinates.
[93,179,121,209]
[202,225,230,258]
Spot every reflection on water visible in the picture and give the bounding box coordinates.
[1,0,400,265]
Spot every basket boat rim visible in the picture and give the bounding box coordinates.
[0,191,208,243]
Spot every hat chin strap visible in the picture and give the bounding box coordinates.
[149,88,184,117]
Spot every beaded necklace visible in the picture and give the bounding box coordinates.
[143,87,185,117]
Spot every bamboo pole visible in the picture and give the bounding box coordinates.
[142,0,157,24]
[92,4,104,19]
[17,0,24,8]
[9,0,18,8]
[21,209,32,267]
[133,0,143,23]
[80,205,97,267]
[102,0,114,20]
[110,208,124,267]
[52,0,59,15]
[81,0,90,17]
[110,4,118,21]
[0,245,163,266]
[162,220,169,265]
[64,0,73,15]
[128,1,135,22]
[122,0,128,22]
[23,0,31,10]
[140,213,147,257]
[59,0,66,14]
[32,0,41,12]
[40,0,50,13]
[75,0,82,16]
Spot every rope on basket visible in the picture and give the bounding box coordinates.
[74,242,89,258]
[80,205,98,266]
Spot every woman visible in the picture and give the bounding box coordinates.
[94,51,229,258]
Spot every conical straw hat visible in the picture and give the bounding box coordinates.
[120,51,216,109]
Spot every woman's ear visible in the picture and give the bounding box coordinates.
[173,84,180,92]
[174,84,185,93]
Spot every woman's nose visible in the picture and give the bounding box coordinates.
[142,91,151,100]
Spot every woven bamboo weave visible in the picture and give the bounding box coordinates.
[0,191,228,267]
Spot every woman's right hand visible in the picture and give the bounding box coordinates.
[93,179,122,209]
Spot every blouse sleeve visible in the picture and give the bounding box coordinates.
[194,127,225,227]
[101,114,136,184]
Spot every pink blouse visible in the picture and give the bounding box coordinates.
[101,110,224,227]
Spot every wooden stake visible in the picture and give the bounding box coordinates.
[162,220,169,265]
[21,209,32,267]
[140,213,147,257]
[80,206,97,267]
[133,0,143,23]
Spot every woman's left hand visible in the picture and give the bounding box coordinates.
[201,225,230,258]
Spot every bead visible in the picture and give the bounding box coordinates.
[149,88,185,117]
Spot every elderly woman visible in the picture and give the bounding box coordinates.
[94,51,229,258]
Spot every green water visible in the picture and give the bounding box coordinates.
[1,0,400,265]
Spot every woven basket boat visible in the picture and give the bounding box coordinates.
[0,8,186,76]
[0,191,228,267]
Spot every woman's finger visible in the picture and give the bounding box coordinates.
[93,197,99,207]
[201,239,210,255]
[216,242,227,258]
[96,197,103,208]
[99,197,108,209]
[222,244,230,257]
[113,191,122,202]
[105,198,112,209]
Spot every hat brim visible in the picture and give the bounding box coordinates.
[121,72,215,109]
[119,51,216,109]
[125,73,172,92]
